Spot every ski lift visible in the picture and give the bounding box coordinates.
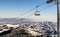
[35,6,40,16]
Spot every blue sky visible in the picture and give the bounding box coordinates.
[0,0,57,21]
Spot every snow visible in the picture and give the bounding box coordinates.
[3,24,19,29]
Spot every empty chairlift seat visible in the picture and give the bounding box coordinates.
[34,5,40,16]
[35,11,40,16]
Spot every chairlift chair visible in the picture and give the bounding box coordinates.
[35,11,40,16]
[34,5,40,16]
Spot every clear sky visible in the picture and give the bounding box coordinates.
[0,0,57,22]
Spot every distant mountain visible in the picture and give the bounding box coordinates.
[20,21,57,35]
[0,18,32,24]
[41,21,57,31]
[0,18,57,35]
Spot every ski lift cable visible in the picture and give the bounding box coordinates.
[7,1,46,23]
[21,3,55,17]
[16,1,56,18]
[15,2,46,18]
[26,3,55,17]
[28,3,55,17]
[39,3,55,12]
